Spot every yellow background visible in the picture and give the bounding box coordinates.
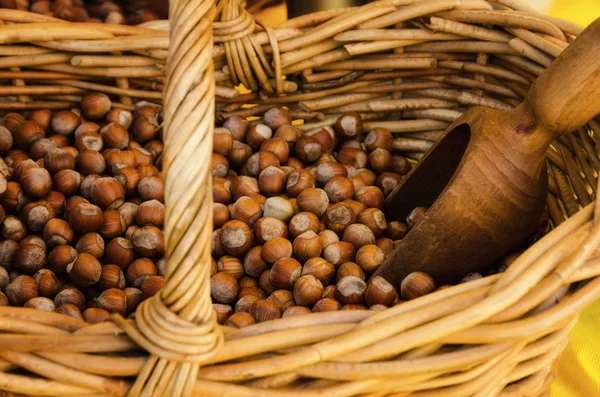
[256,1,600,395]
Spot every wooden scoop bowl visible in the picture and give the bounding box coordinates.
[374,17,600,286]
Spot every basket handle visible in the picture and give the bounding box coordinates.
[521,17,600,141]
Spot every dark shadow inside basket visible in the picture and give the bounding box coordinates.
[383,123,471,223]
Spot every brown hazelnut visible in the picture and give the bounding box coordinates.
[263,107,291,130]
[243,246,268,278]
[47,245,78,275]
[305,129,334,153]
[376,172,402,197]
[391,155,412,175]
[230,196,262,227]
[250,298,281,322]
[355,186,384,209]
[297,188,329,217]
[123,287,142,314]
[19,235,46,250]
[82,308,110,324]
[246,124,273,149]
[141,275,164,298]
[134,199,164,227]
[356,244,385,273]
[258,269,275,295]
[54,287,85,311]
[260,138,290,163]
[211,272,239,304]
[263,197,294,222]
[292,230,321,263]
[364,128,393,152]
[0,240,18,269]
[212,153,229,177]
[30,109,51,132]
[6,275,38,306]
[266,289,294,311]
[258,166,286,196]
[137,176,164,202]
[132,115,159,142]
[0,126,13,155]
[213,177,233,205]
[302,257,335,286]
[217,256,244,280]
[105,150,135,174]
[318,230,339,249]
[335,276,366,305]
[323,241,356,268]
[126,258,157,287]
[90,177,125,210]
[238,286,265,300]
[67,252,101,287]
[235,294,261,313]
[74,121,100,137]
[1,215,26,241]
[220,220,253,257]
[407,206,428,229]
[100,123,129,149]
[368,148,393,174]
[132,147,153,166]
[269,257,302,290]
[365,276,397,307]
[224,312,255,328]
[253,217,288,245]
[325,202,356,235]
[75,232,104,258]
[343,224,376,249]
[53,169,82,196]
[42,218,73,247]
[239,276,258,289]
[246,151,279,178]
[227,141,253,169]
[51,111,80,135]
[2,182,28,213]
[213,203,230,229]
[22,200,55,232]
[99,209,125,239]
[295,136,323,163]
[15,120,44,149]
[261,236,293,265]
[94,288,126,315]
[376,238,394,255]
[223,115,249,141]
[315,162,346,187]
[76,150,106,176]
[12,243,46,275]
[44,148,76,175]
[335,112,363,140]
[282,305,311,317]
[337,147,367,169]
[131,225,164,257]
[358,208,388,238]
[144,140,163,160]
[20,167,52,199]
[293,274,323,307]
[284,157,303,170]
[231,176,260,200]
[312,298,341,312]
[24,296,56,312]
[29,138,57,161]
[387,221,408,240]
[400,272,436,300]
[213,127,234,156]
[55,303,83,320]
[14,159,39,183]
[68,202,103,233]
[98,264,126,289]
[0,267,8,290]
[336,262,365,282]
[117,202,138,228]
[103,238,135,271]
[285,170,315,198]
[106,108,133,129]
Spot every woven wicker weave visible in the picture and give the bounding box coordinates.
[0,0,599,396]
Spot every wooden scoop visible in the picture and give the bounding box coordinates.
[374,18,600,286]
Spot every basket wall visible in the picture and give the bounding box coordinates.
[0,0,599,396]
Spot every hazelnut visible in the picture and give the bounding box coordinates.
[12,243,46,274]
[365,276,397,307]
[223,116,249,141]
[74,121,100,137]
[335,276,367,305]
[55,303,83,320]
[260,138,290,163]
[217,256,244,279]
[106,108,133,129]
[284,157,303,170]
[261,236,293,264]
[334,112,363,140]
[125,258,157,287]
[264,107,291,130]
[253,216,288,245]
[282,305,311,317]
[407,207,428,229]
[141,275,164,299]
[0,240,18,269]
[0,267,8,289]
[75,232,104,258]
[400,272,436,300]
[239,276,258,289]
[211,272,239,304]
[54,287,85,311]
[132,225,164,257]
[104,238,136,269]
[302,257,335,286]
[323,241,356,268]
[100,209,126,239]
[336,262,365,282]
[235,294,261,313]
[1,216,27,241]
[220,220,253,257]
[286,171,315,198]
[250,298,281,322]
[337,148,367,169]
[68,202,104,233]
[213,203,230,229]
[45,149,76,174]
[42,218,74,247]
[14,159,39,183]
[230,196,262,227]
[355,186,384,209]
[305,129,334,153]
[315,162,347,187]
[293,275,323,307]
[288,212,320,239]
[243,246,268,278]
[343,224,376,249]
[461,272,483,283]
[51,111,80,135]
[67,252,101,287]
[297,188,329,217]
[95,288,126,315]
[144,140,163,160]
[295,136,323,163]
[356,244,385,273]
[132,147,153,166]
[6,275,38,306]
[246,124,273,149]
[364,128,393,152]
[293,230,322,263]
[0,126,13,155]
[47,245,78,275]
[53,169,82,196]
[100,123,129,149]
[227,141,253,169]
[117,202,138,227]
[212,153,229,177]
[123,287,142,314]
[22,200,55,232]
[263,197,294,222]
[231,176,260,200]
[259,269,275,295]
[391,155,412,175]
[132,115,159,142]
[105,150,135,174]
[134,200,164,227]
[20,235,46,250]
[98,264,126,289]
[2,182,28,213]
[266,289,294,311]
[269,258,302,290]
[258,166,286,196]
[387,221,408,240]
[24,296,56,312]
[82,308,110,324]
[238,286,265,300]
[246,151,279,178]
[76,150,106,176]
[376,172,402,197]
[29,138,58,161]
[137,176,164,202]
[376,238,394,255]
[213,177,233,205]
[90,177,125,210]
[368,149,393,174]
[20,167,52,198]
[15,120,44,149]
[358,208,388,238]
[224,312,255,328]
[312,298,341,312]
[318,230,339,248]
[326,202,356,235]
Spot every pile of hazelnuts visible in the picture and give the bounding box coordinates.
[210,107,447,328]
[0,0,160,25]
[0,92,165,324]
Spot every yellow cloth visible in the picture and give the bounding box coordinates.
[534,3,600,397]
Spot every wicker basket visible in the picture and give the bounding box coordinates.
[1,0,600,396]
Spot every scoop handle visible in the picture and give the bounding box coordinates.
[523,17,600,138]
